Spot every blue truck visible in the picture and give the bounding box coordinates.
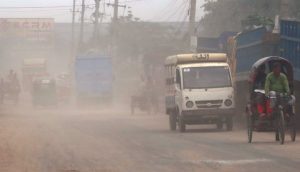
[280,19,300,82]
[75,53,113,103]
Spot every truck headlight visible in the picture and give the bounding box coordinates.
[186,101,194,108]
[224,99,233,107]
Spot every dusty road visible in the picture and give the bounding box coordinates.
[0,106,299,172]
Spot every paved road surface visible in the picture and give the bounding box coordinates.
[0,106,299,172]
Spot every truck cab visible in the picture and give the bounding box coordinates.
[165,53,235,132]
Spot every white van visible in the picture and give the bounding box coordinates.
[165,53,235,132]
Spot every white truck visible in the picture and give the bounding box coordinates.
[165,53,235,132]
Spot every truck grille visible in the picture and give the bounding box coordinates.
[195,100,223,109]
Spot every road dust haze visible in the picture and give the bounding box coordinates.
[1,1,300,172]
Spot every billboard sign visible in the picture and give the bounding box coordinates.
[0,18,54,42]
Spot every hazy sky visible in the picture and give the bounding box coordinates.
[0,0,205,23]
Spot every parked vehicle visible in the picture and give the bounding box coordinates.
[246,56,296,145]
[75,53,113,104]
[165,53,235,132]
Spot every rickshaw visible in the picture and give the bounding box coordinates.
[246,56,296,145]
[32,78,57,107]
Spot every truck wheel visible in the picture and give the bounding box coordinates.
[178,116,186,132]
[226,116,233,131]
[169,114,177,131]
[216,120,223,130]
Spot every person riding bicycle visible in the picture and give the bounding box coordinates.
[264,62,290,117]
[265,62,290,96]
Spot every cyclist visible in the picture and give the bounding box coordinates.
[264,62,290,117]
[265,62,290,96]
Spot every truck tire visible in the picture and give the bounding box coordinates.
[179,116,186,132]
[169,114,177,131]
[216,120,223,130]
[226,116,233,131]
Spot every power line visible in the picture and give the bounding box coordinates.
[0,4,95,9]
[162,0,189,22]
[119,0,145,3]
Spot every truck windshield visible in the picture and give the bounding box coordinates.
[182,66,232,89]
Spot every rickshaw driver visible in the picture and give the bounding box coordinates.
[265,62,290,96]
[263,62,290,118]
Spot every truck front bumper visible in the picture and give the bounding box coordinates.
[181,109,235,124]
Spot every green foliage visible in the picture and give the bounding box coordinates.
[200,0,299,36]
[242,14,274,30]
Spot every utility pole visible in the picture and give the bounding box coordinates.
[107,0,126,53]
[189,0,196,37]
[189,0,197,51]
[93,0,101,44]
[70,0,77,105]
[107,0,126,23]
[79,0,86,47]
[71,0,76,61]
[113,0,119,22]
[280,0,293,18]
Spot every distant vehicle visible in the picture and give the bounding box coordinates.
[75,53,113,104]
[165,53,235,132]
[32,77,57,107]
[22,58,48,91]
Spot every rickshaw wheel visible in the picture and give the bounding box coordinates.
[289,115,296,142]
[277,111,285,145]
[247,114,253,143]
